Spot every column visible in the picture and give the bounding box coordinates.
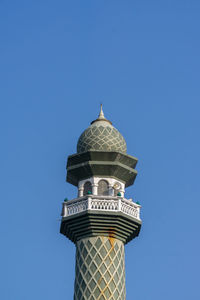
[78,187,84,197]
[92,183,98,196]
[74,236,126,300]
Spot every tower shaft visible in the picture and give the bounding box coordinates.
[74,236,125,300]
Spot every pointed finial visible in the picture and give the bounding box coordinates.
[98,103,105,119]
[90,103,112,125]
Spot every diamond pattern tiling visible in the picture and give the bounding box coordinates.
[77,125,127,154]
[74,236,126,300]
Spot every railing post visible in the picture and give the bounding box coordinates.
[64,202,67,217]
[118,198,121,212]
[137,206,140,220]
[88,196,91,210]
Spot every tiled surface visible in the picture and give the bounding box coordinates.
[74,236,126,300]
[77,125,127,154]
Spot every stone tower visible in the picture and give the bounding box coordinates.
[60,106,142,300]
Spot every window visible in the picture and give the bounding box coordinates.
[98,180,109,195]
[83,181,92,196]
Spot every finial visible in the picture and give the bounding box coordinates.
[98,104,105,120]
[90,104,112,125]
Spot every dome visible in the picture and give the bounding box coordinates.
[77,106,127,154]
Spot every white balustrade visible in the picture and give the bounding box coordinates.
[62,196,141,220]
[121,200,139,218]
[66,199,88,215]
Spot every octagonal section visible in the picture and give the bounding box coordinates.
[60,196,142,245]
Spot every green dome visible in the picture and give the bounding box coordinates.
[77,106,127,154]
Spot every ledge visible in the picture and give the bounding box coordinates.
[66,151,138,187]
[60,196,142,244]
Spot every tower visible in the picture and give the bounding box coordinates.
[60,106,142,300]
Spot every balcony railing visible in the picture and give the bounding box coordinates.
[62,195,141,221]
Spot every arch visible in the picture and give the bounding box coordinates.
[98,180,109,196]
[83,181,92,196]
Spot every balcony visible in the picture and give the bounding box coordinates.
[62,195,141,221]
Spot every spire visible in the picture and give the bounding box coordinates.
[98,104,105,120]
[91,104,112,125]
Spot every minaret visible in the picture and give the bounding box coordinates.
[60,106,142,300]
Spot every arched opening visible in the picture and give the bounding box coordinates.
[83,181,92,196]
[98,180,109,196]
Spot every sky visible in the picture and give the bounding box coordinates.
[0,1,200,299]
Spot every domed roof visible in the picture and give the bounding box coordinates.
[77,105,127,154]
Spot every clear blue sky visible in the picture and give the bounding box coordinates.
[1,1,200,299]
